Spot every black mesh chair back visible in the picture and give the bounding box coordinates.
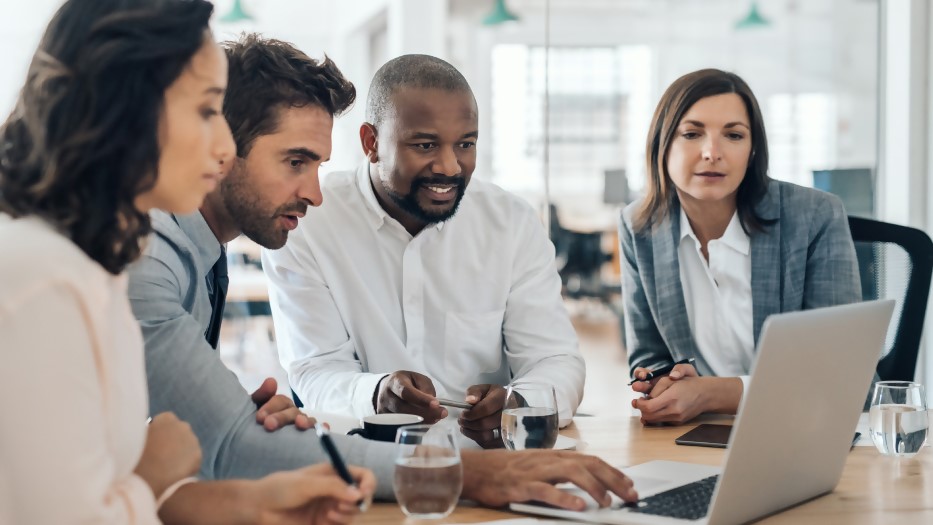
[849,216,933,381]
[548,204,612,300]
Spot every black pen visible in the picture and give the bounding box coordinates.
[315,423,367,511]
[628,358,696,386]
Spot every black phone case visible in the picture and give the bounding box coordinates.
[674,423,732,448]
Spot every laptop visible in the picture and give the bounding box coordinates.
[511,299,895,524]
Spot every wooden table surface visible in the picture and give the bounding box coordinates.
[357,415,933,524]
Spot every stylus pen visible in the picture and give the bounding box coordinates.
[315,423,367,511]
[628,358,696,385]
[438,397,472,409]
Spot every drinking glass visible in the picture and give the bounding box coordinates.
[501,381,559,450]
[393,424,463,519]
[869,381,929,457]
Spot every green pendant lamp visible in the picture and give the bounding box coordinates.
[219,0,253,23]
[483,0,519,26]
[735,0,770,30]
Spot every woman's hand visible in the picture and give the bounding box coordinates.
[251,463,376,525]
[630,362,701,397]
[632,362,700,400]
[135,412,202,499]
[632,365,742,425]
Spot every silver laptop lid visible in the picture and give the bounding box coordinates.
[707,299,895,525]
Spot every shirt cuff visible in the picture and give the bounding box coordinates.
[122,473,161,524]
[352,373,390,418]
[156,477,199,509]
[738,375,751,398]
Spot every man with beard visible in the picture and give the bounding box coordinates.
[128,36,637,509]
[262,54,584,449]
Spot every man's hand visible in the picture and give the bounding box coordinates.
[458,384,507,448]
[375,371,446,423]
[460,449,638,510]
[251,377,315,432]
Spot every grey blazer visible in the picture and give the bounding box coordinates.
[619,180,862,377]
[127,211,396,497]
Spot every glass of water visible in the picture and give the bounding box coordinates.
[501,381,559,450]
[393,424,463,519]
[869,381,929,457]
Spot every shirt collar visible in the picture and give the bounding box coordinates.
[174,210,223,270]
[679,207,750,256]
[356,160,389,230]
[354,160,447,233]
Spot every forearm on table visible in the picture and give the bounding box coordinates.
[459,450,491,502]
[211,414,398,502]
[158,481,257,525]
[702,376,744,414]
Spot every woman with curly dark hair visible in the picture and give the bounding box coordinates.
[0,1,374,523]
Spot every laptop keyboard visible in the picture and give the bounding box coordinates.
[626,474,719,520]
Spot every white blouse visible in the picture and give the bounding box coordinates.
[678,209,754,388]
[0,215,159,524]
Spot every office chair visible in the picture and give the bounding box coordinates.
[548,204,614,303]
[848,216,933,381]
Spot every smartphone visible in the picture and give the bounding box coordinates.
[674,423,733,448]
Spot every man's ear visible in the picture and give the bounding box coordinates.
[360,123,379,163]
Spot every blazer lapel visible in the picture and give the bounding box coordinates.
[751,182,782,344]
[652,200,707,369]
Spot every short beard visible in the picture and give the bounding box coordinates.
[385,176,467,225]
[220,168,302,250]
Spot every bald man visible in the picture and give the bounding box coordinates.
[263,54,584,449]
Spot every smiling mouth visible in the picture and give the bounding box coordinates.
[420,184,459,203]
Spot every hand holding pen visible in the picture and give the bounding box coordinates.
[315,423,371,512]
[629,358,696,385]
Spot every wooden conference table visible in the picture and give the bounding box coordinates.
[357,415,933,524]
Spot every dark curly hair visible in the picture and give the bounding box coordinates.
[635,68,775,234]
[222,33,357,157]
[0,0,214,274]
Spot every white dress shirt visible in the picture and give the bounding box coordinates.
[0,215,159,524]
[262,162,583,425]
[678,209,754,388]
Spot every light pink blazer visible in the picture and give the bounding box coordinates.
[0,215,160,524]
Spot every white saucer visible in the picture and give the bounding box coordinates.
[553,434,579,450]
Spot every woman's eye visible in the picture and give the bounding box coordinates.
[728,133,745,140]
[200,108,219,119]
[682,132,700,139]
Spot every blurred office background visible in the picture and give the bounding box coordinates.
[4,0,932,412]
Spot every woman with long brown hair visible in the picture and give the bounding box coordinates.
[0,0,374,522]
[620,69,861,425]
